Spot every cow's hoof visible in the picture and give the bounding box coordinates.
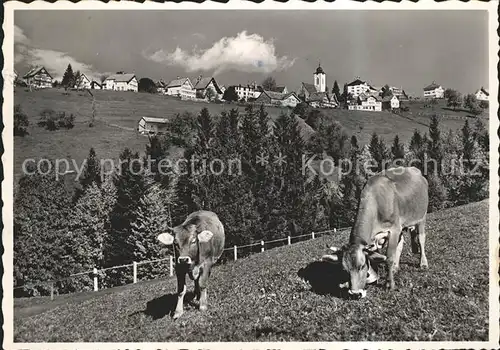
[420,263,428,269]
[385,282,395,291]
[173,311,183,320]
[199,305,207,312]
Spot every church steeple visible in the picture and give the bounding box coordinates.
[314,61,326,93]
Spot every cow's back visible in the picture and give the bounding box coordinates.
[182,210,225,261]
[368,167,428,226]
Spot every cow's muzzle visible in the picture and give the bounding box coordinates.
[348,289,367,299]
[178,256,192,265]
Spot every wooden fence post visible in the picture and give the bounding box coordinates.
[133,261,137,283]
[288,236,291,245]
[234,245,238,261]
[50,282,54,301]
[169,255,174,277]
[93,267,98,292]
[261,240,264,253]
[312,231,315,239]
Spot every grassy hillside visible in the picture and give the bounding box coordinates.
[14,200,489,342]
[13,89,477,185]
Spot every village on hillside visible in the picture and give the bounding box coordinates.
[17,62,490,136]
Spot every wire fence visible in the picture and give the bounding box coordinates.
[13,226,351,300]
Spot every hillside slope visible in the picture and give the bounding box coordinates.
[14,200,490,342]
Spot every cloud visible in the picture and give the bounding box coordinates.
[14,25,30,45]
[14,25,103,81]
[145,31,295,75]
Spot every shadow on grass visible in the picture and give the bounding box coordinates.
[297,261,349,298]
[141,291,197,320]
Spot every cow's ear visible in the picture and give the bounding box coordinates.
[197,230,214,243]
[158,233,175,245]
[322,254,340,263]
[366,250,387,263]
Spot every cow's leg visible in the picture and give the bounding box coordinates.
[410,227,419,254]
[416,219,428,269]
[393,232,404,273]
[173,271,187,319]
[198,261,212,312]
[385,224,401,291]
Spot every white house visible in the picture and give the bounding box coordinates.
[382,95,400,111]
[347,78,371,97]
[23,66,53,88]
[348,93,382,112]
[156,80,167,94]
[75,73,92,90]
[165,78,196,100]
[104,73,138,92]
[138,116,169,135]
[235,82,262,101]
[475,87,489,101]
[423,82,444,99]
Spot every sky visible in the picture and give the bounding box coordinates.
[14,10,489,96]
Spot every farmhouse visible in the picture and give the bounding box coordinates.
[155,80,167,94]
[75,73,91,90]
[382,95,400,111]
[423,82,444,99]
[348,93,382,111]
[22,66,53,89]
[193,76,223,100]
[90,81,102,90]
[347,78,371,97]
[138,116,169,135]
[235,82,262,101]
[254,91,301,108]
[475,87,489,101]
[165,77,196,100]
[104,73,138,92]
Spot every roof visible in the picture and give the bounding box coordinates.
[91,81,102,87]
[259,91,299,101]
[166,78,191,88]
[23,66,52,79]
[382,95,398,102]
[141,116,169,124]
[79,73,91,82]
[273,86,287,93]
[105,73,136,83]
[301,82,317,94]
[478,87,489,96]
[193,77,222,94]
[315,65,325,74]
[347,79,366,87]
[307,91,332,102]
[423,82,441,91]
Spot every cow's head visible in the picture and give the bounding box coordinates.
[322,232,388,299]
[157,225,214,270]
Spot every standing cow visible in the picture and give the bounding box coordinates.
[157,210,225,319]
[323,166,429,298]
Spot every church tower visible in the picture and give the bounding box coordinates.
[313,62,326,93]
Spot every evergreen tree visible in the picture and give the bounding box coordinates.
[79,148,102,190]
[473,118,489,153]
[391,135,406,163]
[14,161,74,296]
[105,149,148,285]
[61,64,74,88]
[332,80,341,101]
[427,172,448,212]
[66,177,117,291]
[427,115,443,174]
[368,132,388,172]
[128,182,176,280]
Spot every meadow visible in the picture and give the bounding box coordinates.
[13,88,480,184]
[14,200,489,342]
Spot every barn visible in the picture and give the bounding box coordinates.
[138,116,169,135]
[22,66,53,89]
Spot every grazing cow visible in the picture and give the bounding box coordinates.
[157,210,225,319]
[323,166,429,298]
